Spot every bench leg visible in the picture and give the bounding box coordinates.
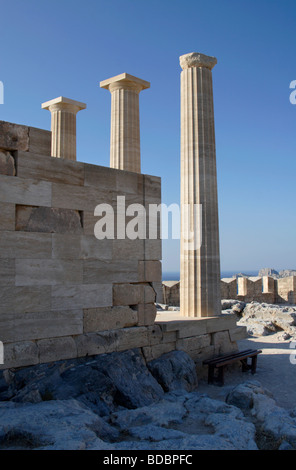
[217,366,224,386]
[208,365,215,384]
[251,355,257,374]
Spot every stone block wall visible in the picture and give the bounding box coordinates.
[276,277,296,304]
[151,313,246,377]
[0,121,162,369]
[163,275,296,307]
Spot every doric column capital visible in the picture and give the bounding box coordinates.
[41,96,87,114]
[179,52,217,71]
[100,73,150,94]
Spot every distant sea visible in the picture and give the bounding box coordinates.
[162,271,258,281]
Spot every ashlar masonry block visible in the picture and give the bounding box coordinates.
[15,151,85,186]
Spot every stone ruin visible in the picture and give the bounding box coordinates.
[163,275,296,307]
[0,53,246,373]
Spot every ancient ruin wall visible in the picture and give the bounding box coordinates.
[0,121,162,369]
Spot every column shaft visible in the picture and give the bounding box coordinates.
[110,88,140,173]
[100,73,150,174]
[180,53,221,318]
[42,96,86,161]
[51,109,77,161]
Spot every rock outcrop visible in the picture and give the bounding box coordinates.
[0,349,295,450]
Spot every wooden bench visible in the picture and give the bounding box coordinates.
[203,348,262,386]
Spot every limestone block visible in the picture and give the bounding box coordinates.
[221,278,238,299]
[83,259,139,284]
[144,239,162,261]
[176,334,211,352]
[15,206,83,234]
[113,283,156,306]
[52,182,114,211]
[28,126,51,156]
[0,286,51,314]
[146,324,163,345]
[76,326,150,357]
[137,303,157,326]
[161,330,177,344]
[0,202,15,231]
[138,260,162,282]
[82,211,97,236]
[0,259,15,285]
[112,239,145,260]
[15,259,83,286]
[115,326,149,352]
[144,175,161,204]
[0,341,39,370]
[0,121,29,151]
[51,284,113,310]
[83,306,138,333]
[116,171,140,194]
[176,320,208,338]
[229,326,247,342]
[75,330,119,356]
[0,231,52,259]
[51,234,80,259]
[187,345,216,364]
[38,336,77,363]
[141,342,176,362]
[84,162,117,189]
[0,175,52,207]
[16,151,85,186]
[80,236,112,259]
[0,309,83,342]
[212,330,238,355]
[205,314,237,334]
[0,150,15,175]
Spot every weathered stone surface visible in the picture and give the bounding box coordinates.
[0,399,115,450]
[15,259,83,286]
[212,330,237,355]
[229,302,296,337]
[113,283,155,306]
[37,337,77,363]
[16,206,83,234]
[0,259,15,286]
[28,127,51,156]
[0,286,51,314]
[0,310,83,342]
[137,303,157,326]
[16,151,84,185]
[0,231,52,259]
[83,259,139,284]
[0,202,15,231]
[0,175,52,207]
[179,52,217,70]
[0,341,39,370]
[0,151,15,176]
[0,121,29,151]
[226,381,296,449]
[176,334,211,352]
[138,260,162,282]
[148,350,198,392]
[83,306,138,333]
[51,284,113,310]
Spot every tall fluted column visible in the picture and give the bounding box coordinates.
[180,52,221,318]
[100,73,150,173]
[42,96,86,161]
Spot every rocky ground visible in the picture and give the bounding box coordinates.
[0,337,296,450]
[222,299,296,339]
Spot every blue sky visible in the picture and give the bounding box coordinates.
[1,0,295,275]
